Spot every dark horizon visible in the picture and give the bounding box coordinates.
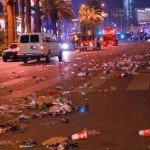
[135,0,150,8]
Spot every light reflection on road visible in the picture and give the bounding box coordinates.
[62,51,70,61]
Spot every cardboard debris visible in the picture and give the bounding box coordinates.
[36,96,56,106]
[41,137,68,146]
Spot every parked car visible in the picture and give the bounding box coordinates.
[17,33,63,63]
[79,40,101,51]
[102,34,118,46]
[61,42,75,51]
[2,43,19,62]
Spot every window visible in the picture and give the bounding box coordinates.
[45,37,52,42]
[30,35,39,43]
[20,35,29,43]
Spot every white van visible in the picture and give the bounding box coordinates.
[17,33,62,63]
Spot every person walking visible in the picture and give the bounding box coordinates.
[96,37,101,50]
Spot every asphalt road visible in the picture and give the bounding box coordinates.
[0,42,150,150]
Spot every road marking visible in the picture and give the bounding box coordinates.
[0,77,30,87]
[127,73,150,91]
[2,74,71,99]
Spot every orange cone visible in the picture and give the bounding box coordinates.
[139,129,150,136]
[71,131,88,140]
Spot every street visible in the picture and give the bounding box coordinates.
[0,42,150,150]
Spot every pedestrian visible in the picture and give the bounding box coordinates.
[96,37,101,50]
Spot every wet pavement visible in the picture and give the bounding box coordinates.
[0,42,150,150]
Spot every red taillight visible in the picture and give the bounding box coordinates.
[81,43,83,46]
[41,45,44,50]
[17,46,19,51]
[89,42,93,46]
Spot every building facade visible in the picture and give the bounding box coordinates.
[136,8,150,25]
[123,0,136,27]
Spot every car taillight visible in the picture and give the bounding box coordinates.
[41,45,44,50]
[17,46,19,51]
[81,43,83,46]
[89,42,93,46]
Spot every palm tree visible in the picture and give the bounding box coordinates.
[78,4,106,38]
[25,0,31,33]
[84,0,100,9]
[41,0,50,33]
[33,0,41,32]
[3,0,15,45]
[2,0,8,45]
[20,0,25,33]
[41,0,74,35]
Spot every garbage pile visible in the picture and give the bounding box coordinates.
[101,52,150,77]
[19,139,37,149]
[0,140,14,148]
[0,96,76,125]
[42,137,78,149]
[0,123,27,134]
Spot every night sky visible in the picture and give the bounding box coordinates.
[72,0,150,17]
[135,0,150,7]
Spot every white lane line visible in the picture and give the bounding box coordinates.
[127,73,150,91]
[0,77,30,87]
[3,74,71,99]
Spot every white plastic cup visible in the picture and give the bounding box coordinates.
[139,129,150,136]
[71,131,88,140]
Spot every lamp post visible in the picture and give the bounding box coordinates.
[101,3,108,27]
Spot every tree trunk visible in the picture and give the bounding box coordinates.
[25,0,31,33]
[57,20,61,38]
[43,0,49,33]
[13,4,17,41]
[52,21,57,35]
[7,2,15,45]
[34,0,41,32]
[2,0,8,46]
[20,0,25,33]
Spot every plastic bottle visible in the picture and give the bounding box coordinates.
[0,128,3,134]
[71,131,88,140]
[29,100,36,108]
[139,129,150,136]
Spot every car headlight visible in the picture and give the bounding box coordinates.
[62,43,69,50]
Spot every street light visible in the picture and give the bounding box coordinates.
[81,4,85,8]
[101,3,105,8]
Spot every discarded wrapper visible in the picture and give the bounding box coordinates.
[42,137,68,146]
[71,131,88,140]
[139,129,150,136]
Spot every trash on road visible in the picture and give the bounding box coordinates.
[139,129,150,136]
[41,137,68,146]
[34,76,46,83]
[19,139,37,149]
[61,118,69,123]
[36,96,56,107]
[71,131,88,140]
[0,123,26,134]
[77,72,86,77]
[0,140,14,147]
[71,129,101,140]
[48,89,60,96]
[18,114,29,123]
[85,99,89,111]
